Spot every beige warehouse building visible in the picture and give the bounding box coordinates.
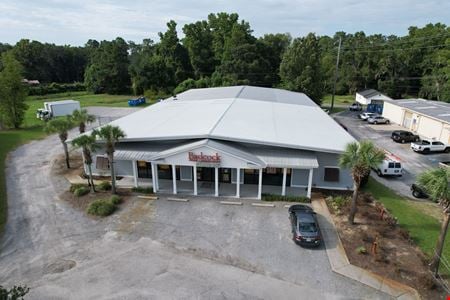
[382,99,450,144]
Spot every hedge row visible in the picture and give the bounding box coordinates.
[28,82,85,96]
[261,193,310,203]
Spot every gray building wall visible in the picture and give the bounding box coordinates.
[88,148,135,177]
[291,152,352,190]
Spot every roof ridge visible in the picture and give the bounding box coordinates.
[207,86,245,135]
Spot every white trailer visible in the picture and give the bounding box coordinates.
[37,100,81,120]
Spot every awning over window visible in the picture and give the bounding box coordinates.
[253,148,318,169]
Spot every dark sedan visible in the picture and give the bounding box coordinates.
[411,184,428,199]
[391,130,420,143]
[288,204,321,247]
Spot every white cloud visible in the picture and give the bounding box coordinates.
[0,0,449,45]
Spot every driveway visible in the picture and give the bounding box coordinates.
[334,110,450,197]
[0,107,390,299]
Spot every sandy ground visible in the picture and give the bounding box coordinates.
[0,107,391,299]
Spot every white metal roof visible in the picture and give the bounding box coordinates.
[107,86,356,153]
[385,98,450,124]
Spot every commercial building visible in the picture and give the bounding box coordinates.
[382,98,450,144]
[355,89,392,114]
[88,86,356,199]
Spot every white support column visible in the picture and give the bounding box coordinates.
[172,164,177,194]
[257,168,263,200]
[236,168,240,198]
[132,160,138,188]
[193,165,198,196]
[281,168,287,196]
[214,167,219,197]
[151,162,157,193]
[154,163,159,192]
[307,168,314,199]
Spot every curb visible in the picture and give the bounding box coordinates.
[137,195,158,200]
[167,197,189,202]
[311,197,421,300]
[220,201,243,206]
[251,203,275,208]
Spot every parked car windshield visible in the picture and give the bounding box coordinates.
[299,222,317,232]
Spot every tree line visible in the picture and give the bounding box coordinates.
[0,13,449,104]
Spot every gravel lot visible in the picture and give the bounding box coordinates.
[0,107,390,299]
[334,110,450,197]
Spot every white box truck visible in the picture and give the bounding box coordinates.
[37,100,81,120]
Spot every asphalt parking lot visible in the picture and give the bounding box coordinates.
[334,110,450,197]
[0,107,389,299]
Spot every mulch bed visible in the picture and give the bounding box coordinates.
[325,192,444,299]
[62,188,133,213]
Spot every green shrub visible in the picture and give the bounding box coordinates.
[131,186,153,194]
[356,246,367,254]
[73,186,89,197]
[110,195,121,205]
[97,181,111,191]
[326,195,350,211]
[261,193,310,203]
[87,199,116,217]
[70,183,86,193]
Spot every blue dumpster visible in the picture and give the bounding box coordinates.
[128,97,146,106]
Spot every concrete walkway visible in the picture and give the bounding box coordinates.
[311,197,421,300]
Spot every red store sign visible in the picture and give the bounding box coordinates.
[188,152,221,163]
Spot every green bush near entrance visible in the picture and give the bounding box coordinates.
[261,193,310,203]
[131,186,153,194]
[87,199,116,217]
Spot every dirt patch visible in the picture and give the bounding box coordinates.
[115,198,155,233]
[326,193,443,299]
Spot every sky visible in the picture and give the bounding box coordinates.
[1,0,449,46]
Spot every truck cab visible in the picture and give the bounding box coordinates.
[411,139,450,153]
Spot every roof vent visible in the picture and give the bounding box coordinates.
[173,95,177,100]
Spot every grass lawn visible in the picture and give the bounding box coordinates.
[363,178,449,272]
[321,94,355,106]
[0,92,139,234]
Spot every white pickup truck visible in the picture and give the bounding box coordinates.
[411,139,450,153]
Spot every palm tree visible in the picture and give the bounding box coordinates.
[339,140,385,224]
[418,167,450,276]
[71,109,96,134]
[71,133,100,192]
[45,117,74,168]
[92,125,125,194]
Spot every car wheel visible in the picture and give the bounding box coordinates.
[377,169,382,177]
[412,190,421,198]
[401,139,405,143]
[445,148,450,153]
[423,148,430,154]
[386,120,390,124]
[415,138,419,142]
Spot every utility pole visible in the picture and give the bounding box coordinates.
[330,37,342,113]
